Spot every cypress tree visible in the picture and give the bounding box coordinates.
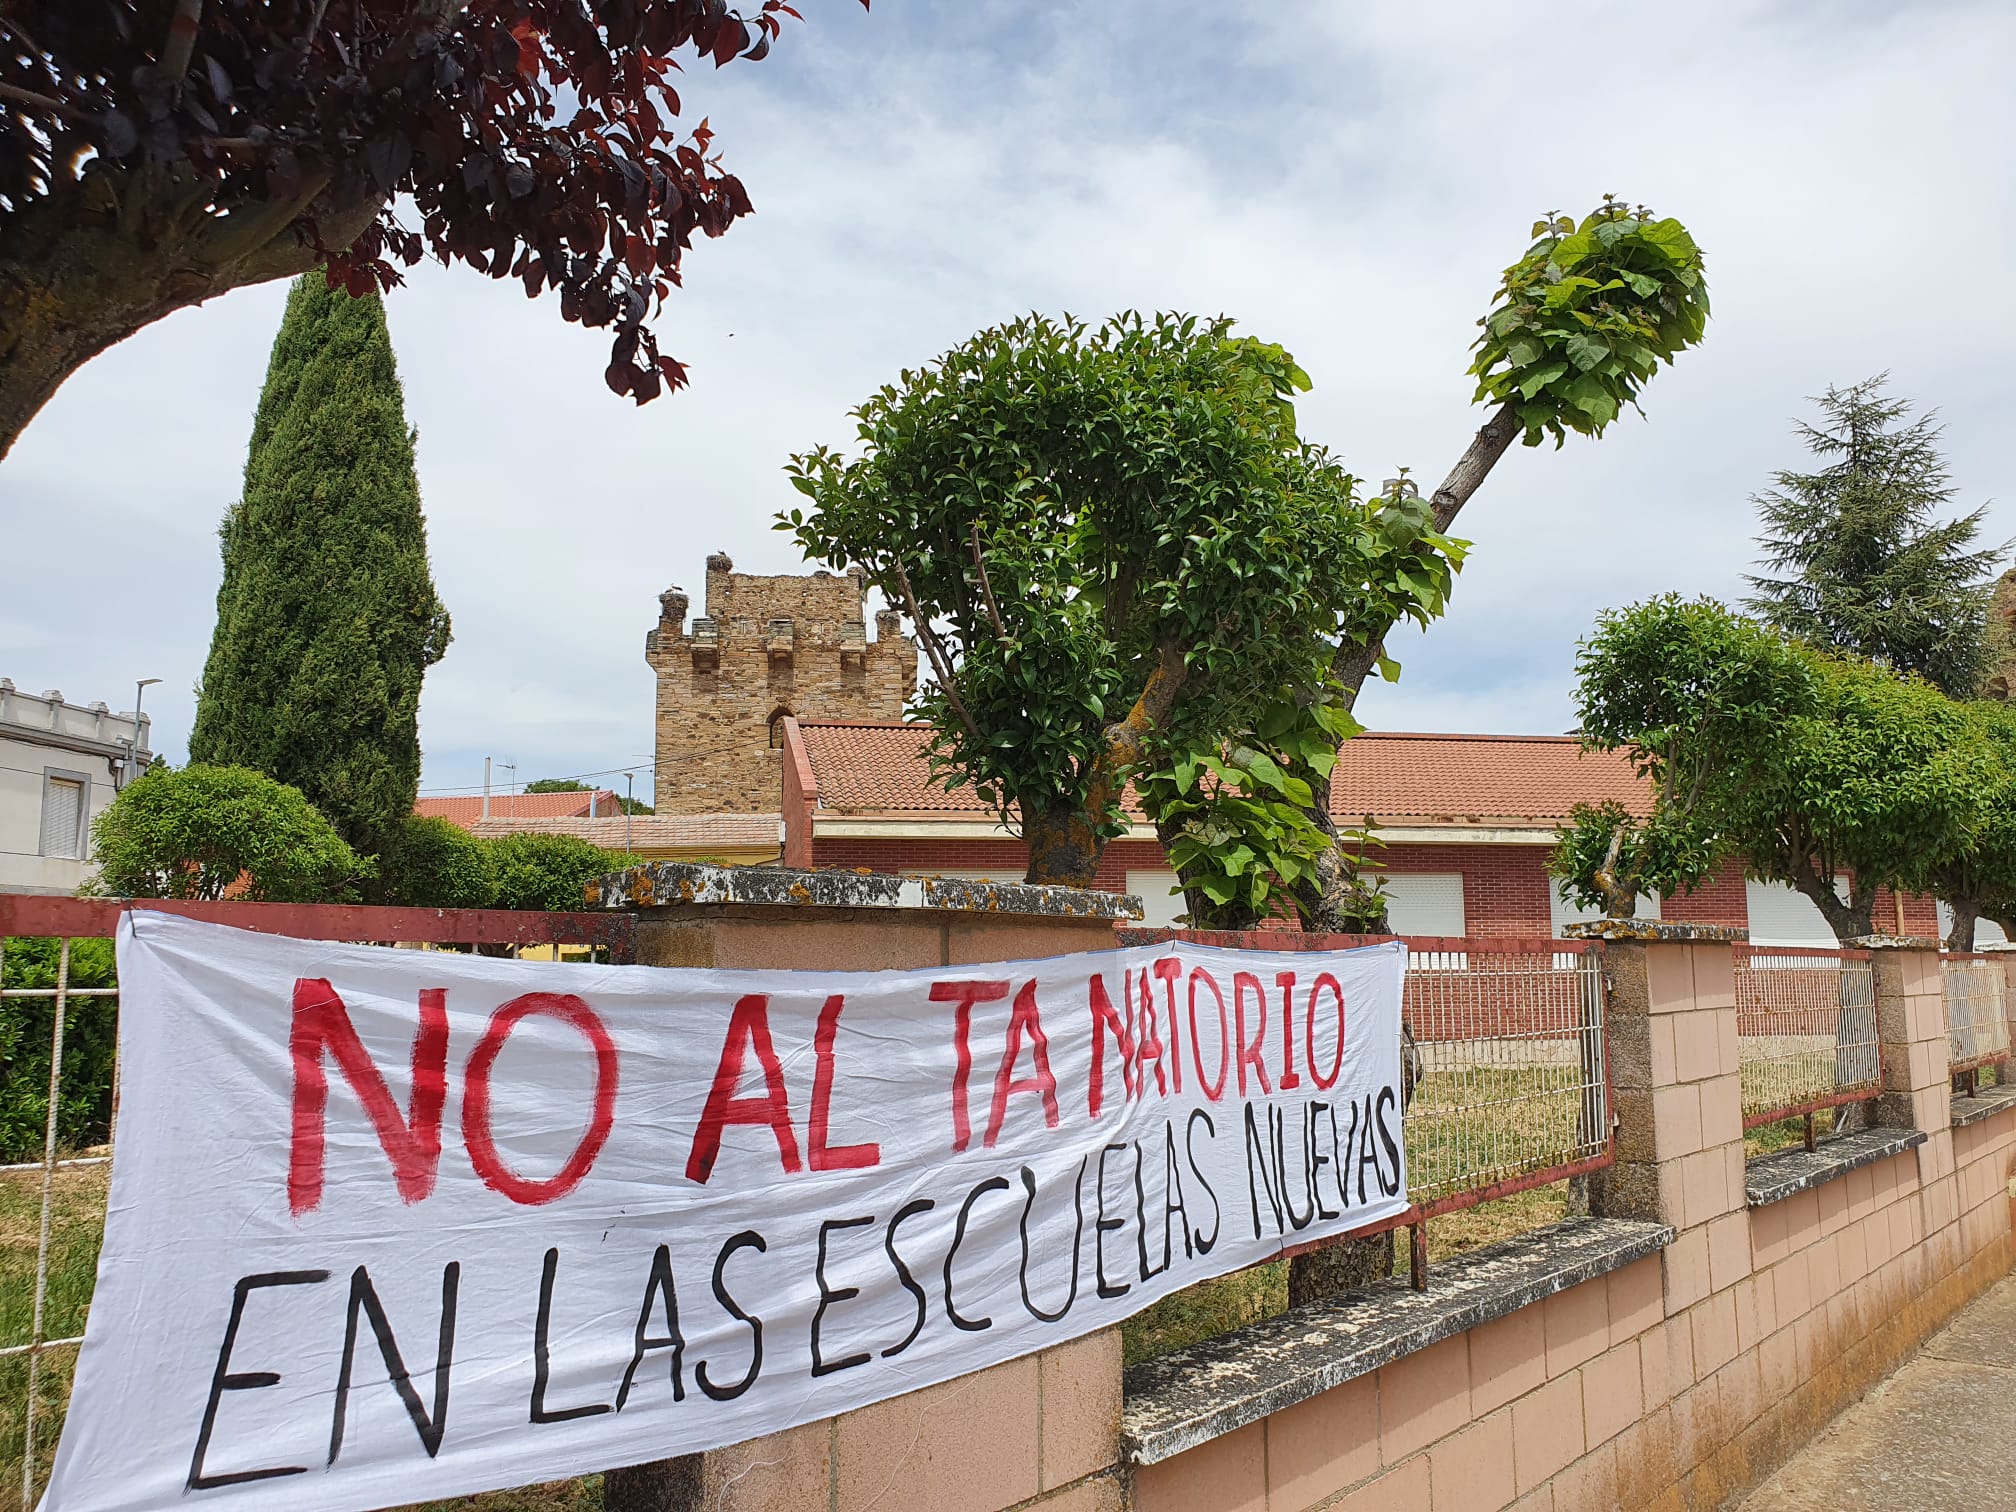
[190,275,451,857]
[1744,374,2002,697]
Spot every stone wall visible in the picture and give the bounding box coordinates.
[647,555,916,813]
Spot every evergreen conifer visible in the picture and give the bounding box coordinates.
[190,276,451,857]
[1745,375,2001,697]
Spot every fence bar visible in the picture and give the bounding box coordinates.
[1735,945,1881,1130]
[20,941,70,1508]
[1941,955,2010,1082]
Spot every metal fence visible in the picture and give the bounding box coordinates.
[1259,935,1615,1290]
[1734,945,1880,1143]
[0,895,634,1511]
[1942,954,2011,1095]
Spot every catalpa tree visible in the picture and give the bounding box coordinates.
[0,0,859,457]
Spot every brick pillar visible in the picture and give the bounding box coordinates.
[1568,922,1749,1309]
[1859,937,1951,1135]
[594,861,1136,1512]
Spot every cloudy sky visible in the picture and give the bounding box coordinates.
[4,0,2012,805]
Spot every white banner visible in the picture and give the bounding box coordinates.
[45,914,1408,1511]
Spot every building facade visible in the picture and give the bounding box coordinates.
[646,554,917,815]
[779,722,1951,944]
[0,680,152,895]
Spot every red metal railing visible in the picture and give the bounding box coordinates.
[1118,930,1613,1289]
[0,895,633,1510]
[1734,944,1880,1146]
[1942,953,2011,1095]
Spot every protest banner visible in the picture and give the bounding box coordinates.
[43,913,1407,1511]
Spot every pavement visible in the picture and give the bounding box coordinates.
[1736,1272,2016,1510]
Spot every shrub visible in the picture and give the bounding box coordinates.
[88,764,363,902]
[0,937,117,1162]
[489,833,629,912]
[370,815,498,909]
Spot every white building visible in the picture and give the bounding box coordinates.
[1,680,152,895]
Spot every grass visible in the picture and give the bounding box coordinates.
[0,1166,597,1512]
[1120,1066,1587,1367]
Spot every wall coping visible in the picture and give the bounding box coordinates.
[1562,919,1747,942]
[1744,1127,1927,1207]
[1844,935,1943,951]
[1119,1216,1671,1466]
[1950,1084,2016,1130]
[593,859,1143,920]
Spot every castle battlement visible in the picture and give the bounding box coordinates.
[648,554,917,814]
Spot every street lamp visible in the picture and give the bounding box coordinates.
[121,678,161,789]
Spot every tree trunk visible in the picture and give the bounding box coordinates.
[1298,405,1522,932]
[1944,896,1980,951]
[1795,871,1874,943]
[0,164,379,460]
[1022,801,1104,888]
[603,1455,703,1512]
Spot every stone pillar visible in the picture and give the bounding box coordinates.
[1568,922,1749,1307]
[591,862,1139,1512]
[1857,937,1951,1135]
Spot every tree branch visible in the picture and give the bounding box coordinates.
[968,523,1007,643]
[889,555,979,741]
[1429,401,1521,533]
[0,81,80,119]
[161,0,205,91]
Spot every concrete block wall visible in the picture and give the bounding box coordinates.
[1117,935,2016,1511]
[631,904,2016,1512]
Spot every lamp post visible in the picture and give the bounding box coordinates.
[122,678,161,789]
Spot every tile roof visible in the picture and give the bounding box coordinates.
[416,790,625,829]
[468,814,781,849]
[1327,732,1649,824]
[797,723,1649,826]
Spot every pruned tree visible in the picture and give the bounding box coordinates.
[1745,376,2003,699]
[188,273,449,860]
[1556,595,1984,944]
[783,311,1463,892]
[1910,699,2016,950]
[1300,197,1711,930]
[0,0,855,458]
[87,763,364,901]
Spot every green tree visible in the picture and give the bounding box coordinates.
[368,815,498,910]
[189,275,451,860]
[490,833,631,912]
[1300,196,1711,930]
[1555,596,1984,941]
[524,777,654,815]
[784,312,1462,892]
[1916,700,2016,949]
[1744,375,2002,698]
[88,764,363,902]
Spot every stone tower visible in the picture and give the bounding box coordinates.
[647,553,918,813]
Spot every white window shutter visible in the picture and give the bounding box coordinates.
[40,777,84,859]
[1379,873,1466,937]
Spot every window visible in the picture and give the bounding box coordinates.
[1375,872,1466,937]
[1744,878,1847,946]
[1125,869,1186,928]
[1936,902,2008,948]
[768,709,792,748]
[39,770,88,859]
[1549,876,1660,937]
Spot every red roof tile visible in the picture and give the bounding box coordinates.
[798,724,1649,826]
[469,814,780,849]
[416,790,624,829]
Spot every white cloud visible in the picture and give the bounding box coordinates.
[2,0,2010,796]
